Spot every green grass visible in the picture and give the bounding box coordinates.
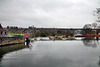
[8,33,24,36]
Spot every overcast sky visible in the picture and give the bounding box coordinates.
[0,0,99,28]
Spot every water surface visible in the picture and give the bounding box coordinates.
[0,40,100,67]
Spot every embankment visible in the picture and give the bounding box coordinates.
[0,36,25,46]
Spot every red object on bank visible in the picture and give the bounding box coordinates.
[24,34,29,38]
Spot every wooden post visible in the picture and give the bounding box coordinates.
[96,29,99,40]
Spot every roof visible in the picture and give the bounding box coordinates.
[0,24,7,31]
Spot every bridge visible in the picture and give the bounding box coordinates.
[34,28,100,35]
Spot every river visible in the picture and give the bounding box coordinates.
[0,40,100,67]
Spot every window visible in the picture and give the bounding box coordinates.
[1,31,2,35]
[5,32,6,35]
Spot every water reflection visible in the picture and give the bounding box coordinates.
[1,40,100,67]
[25,41,33,50]
[0,43,25,62]
[0,41,33,62]
[82,38,99,48]
[98,56,100,66]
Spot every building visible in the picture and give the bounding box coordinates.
[0,24,8,37]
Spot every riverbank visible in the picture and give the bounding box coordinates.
[0,36,25,46]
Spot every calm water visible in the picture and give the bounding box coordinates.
[0,40,100,67]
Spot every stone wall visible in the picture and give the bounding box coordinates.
[0,36,25,46]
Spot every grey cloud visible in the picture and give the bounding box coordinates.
[0,0,99,28]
